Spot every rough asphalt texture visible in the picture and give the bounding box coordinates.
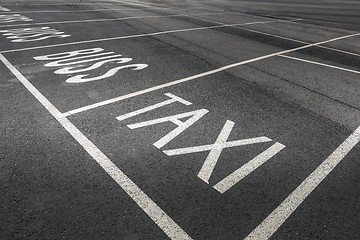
[0,0,359,239]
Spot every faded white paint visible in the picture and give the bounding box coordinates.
[0,26,69,42]
[0,14,32,23]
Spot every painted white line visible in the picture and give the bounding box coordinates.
[279,54,360,75]
[3,7,175,14]
[213,142,286,193]
[197,120,235,183]
[63,32,360,116]
[0,6,10,11]
[120,0,224,12]
[0,12,224,28]
[0,53,192,240]
[0,19,294,54]
[192,15,360,58]
[245,126,360,240]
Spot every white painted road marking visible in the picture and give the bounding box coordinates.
[163,120,280,192]
[213,142,286,193]
[116,93,192,122]
[245,126,360,240]
[0,6,10,12]
[34,47,148,83]
[0,14,32,23]
[0,26,70,42]
[198,120,236,183]
[2,7,178,14]
[192,15,360,58]
[164,137,272,156]
[0,19,300,53]
[63,32,360,117]
[279,54,360,75]
[0,53,192,240]
[0,12,224,28]
[127,109,209,149]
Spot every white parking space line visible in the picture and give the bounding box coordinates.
[121,0,224,12]
[0,53,192,240]
[191,15,360,58]
[4,7,176,14]
[0,12,224,28]
[63,32,360,117]
[0,19,296,54]
[245,125,360,240]
[279,55,360,74]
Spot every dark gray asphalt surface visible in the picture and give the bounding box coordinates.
[1,0,359,239]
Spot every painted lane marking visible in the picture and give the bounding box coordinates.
[63,32,360,117]
[191,15,360,58]
[0,14,32,23]
[120,0,224,12]
[0,6,10,11]
[116,93,192,122]
[0,27,70,42]
[245,125,360,240]
[0,53,192,240]
[213,142,286,193]
[33,48,147,83]
[0,12,224,28]
[279,55,360,75]
[0,19,300,53]
[3,7,179,14]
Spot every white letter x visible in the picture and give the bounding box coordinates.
[163,120,273,183]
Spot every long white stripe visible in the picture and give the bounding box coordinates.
[191,15,360,58]
[279,54,360,74]
[2,7,175,14]
[0,12,223,28]
[0,53,192,240]
[63,32,360,116]
[245,126,360,239]
[0,19,293,54]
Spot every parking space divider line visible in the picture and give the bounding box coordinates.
[279,54,360,74]
[0,53,193,240]
[244,124,360,240]
[0,12,224,28]
[191,15,360,58]
[63,32,360,117]
[0,19,299,54]
[2,7,179,14]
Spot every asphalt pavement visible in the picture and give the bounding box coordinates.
[0,0,359,239]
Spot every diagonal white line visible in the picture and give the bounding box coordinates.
[213,142,286,193]
[0,53,192,240]
[0,19,295,54]
[197,120,235,183]
[279,54,360,74]
[62,32,360,117]
[191,14,360,58]
[2,7,175,14]
[0,12,224,28]
[245,126,360,240]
